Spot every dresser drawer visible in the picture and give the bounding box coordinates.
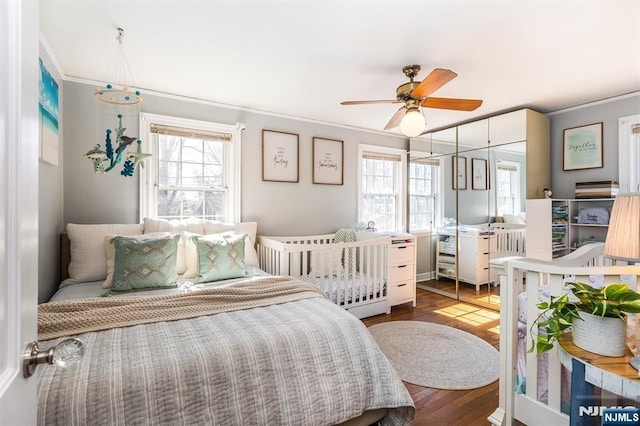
[389,280,415,304]
[389,263,414,283]
[390,244,415,264]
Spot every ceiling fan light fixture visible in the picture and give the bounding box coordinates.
[400,108,426,137]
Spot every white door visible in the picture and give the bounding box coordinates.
[0,0,40,424]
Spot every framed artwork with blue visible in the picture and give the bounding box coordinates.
[39,58,59,166]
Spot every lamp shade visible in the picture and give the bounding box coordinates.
[603,193,640,262]
[400,108,426,138]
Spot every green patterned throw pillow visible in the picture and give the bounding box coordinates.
[191,233,247,283]
[110,235,180,293]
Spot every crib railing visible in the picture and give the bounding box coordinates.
[490,248,640,426]
[256,233,391,317]
[490,224,526,258]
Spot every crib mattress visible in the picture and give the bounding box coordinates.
[300,273,385,305]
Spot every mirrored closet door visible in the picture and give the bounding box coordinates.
[409,109,549,310]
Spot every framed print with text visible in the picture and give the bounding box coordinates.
[563,122,603,171]
[262,129,299,182]
[312,137,343,185]
[472,158,488,190]
[452,156,467,190]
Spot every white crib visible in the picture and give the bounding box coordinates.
[490,223,526,258]
[489,244,640,426]
[257,232,391,319]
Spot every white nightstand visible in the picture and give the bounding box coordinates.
[386,234,417,310]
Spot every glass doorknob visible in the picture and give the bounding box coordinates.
[22,338,84,378]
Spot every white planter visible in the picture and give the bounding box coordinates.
[572,311,627,357]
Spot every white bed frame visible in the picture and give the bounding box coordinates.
[489,243,640,426]
[257,232,391,319]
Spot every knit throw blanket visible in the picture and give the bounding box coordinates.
[38,276,326,340]
[334,228,359,272]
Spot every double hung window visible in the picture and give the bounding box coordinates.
[496,161,521,216]
[409,156,441,232]
[139,113,241,222]
[358,145,406,232]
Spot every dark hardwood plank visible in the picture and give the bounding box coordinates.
[362,288,500,425]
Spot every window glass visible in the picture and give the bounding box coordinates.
[496,161,520,215]
[409,158,439,231]
[140,113,240,222]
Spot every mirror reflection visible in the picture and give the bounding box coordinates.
[409,110,530,310]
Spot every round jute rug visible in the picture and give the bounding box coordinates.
[368,320,499,390]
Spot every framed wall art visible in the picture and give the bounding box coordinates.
[472,158,488,190]
[563,122,603,171]
[452,156,467,190]
[39,58,59,166]
[262,129,299,182]
[312,137,343,185]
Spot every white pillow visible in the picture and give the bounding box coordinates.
[203,221,258,247]
[503,214,525,225]
[182,231,260,278]
[309,249,344,278]
[102,232,172,289]
[143,217,214,274]
[143,217,206,235]
[63,223,144,287]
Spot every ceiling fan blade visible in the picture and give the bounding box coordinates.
[384,106,407,130]
[421,97,483,111]
[341,99,402,105]
[411,68,457,98]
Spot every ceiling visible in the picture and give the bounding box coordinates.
[39,0,640,136]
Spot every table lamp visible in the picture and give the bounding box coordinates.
[603,193,640,265]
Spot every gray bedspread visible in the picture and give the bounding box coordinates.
[37,294,415,425]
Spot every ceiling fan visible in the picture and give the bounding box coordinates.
[341,65,483,137]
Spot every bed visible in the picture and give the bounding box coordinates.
[256,231,390,318]
[39,220,415,426]
[488,243,640,426]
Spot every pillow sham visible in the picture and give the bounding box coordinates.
[190,233,248,283]
[203,221,258,248]
[183,231,259,278]
[503,214,525,225]
[62,223,144,287]
[102,232,172,289]
[109,235,180,293]
[309,249,344,278]
[143,217,206,235]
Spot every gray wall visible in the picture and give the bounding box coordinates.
[38,45,65,303]
[550,94,640,198]
[62,80,407,235]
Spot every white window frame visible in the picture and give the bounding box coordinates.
[408,153,443,234]
[495,160,521,216]
[619,114,640,193]
[139,112,242,222]
[357,144,407,232]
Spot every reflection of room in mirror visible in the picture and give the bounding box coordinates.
[408,108,549,311]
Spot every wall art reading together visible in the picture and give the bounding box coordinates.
[563,122,603,170]
[313,137,343,185]
[262,129,299,182]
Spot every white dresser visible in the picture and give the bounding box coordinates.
[436,228,497,291]
[386,234,417,310]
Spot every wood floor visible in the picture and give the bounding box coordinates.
[361,288,500,426]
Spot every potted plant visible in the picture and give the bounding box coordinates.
[528,281,640,357]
